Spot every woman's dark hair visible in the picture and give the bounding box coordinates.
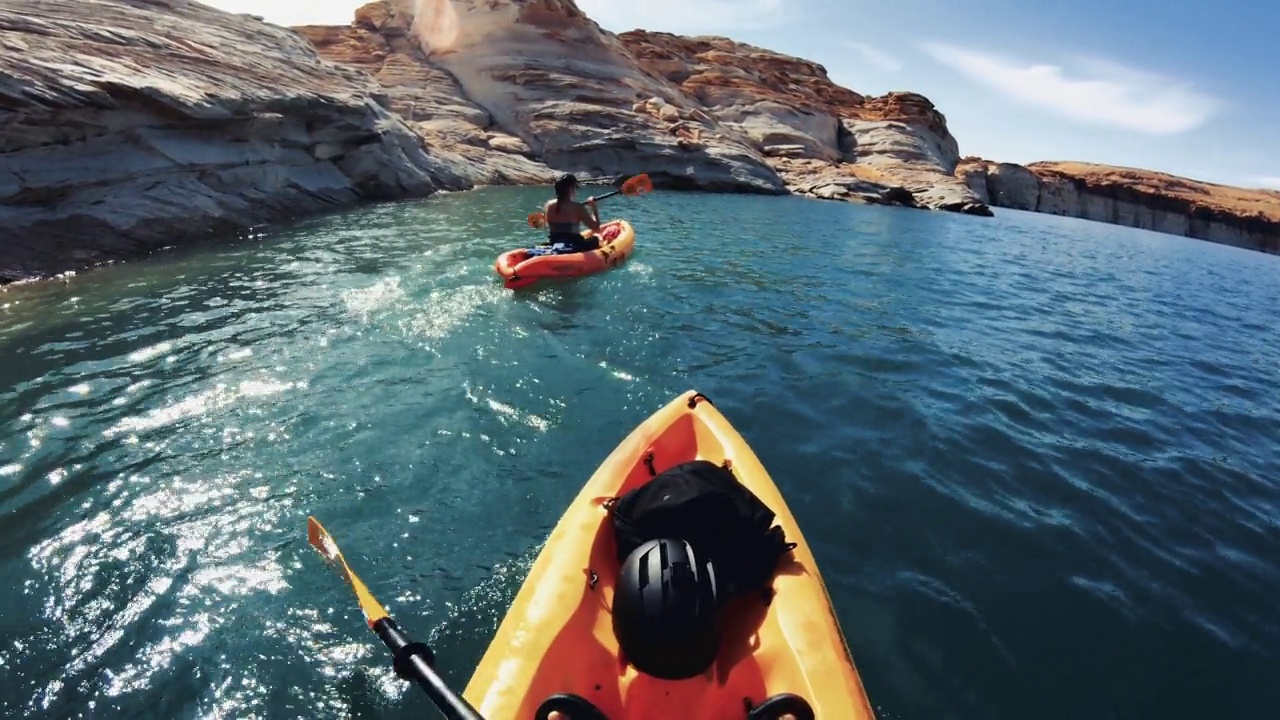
[554,173,578,202]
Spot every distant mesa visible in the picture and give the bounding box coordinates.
[957,159,1280,254]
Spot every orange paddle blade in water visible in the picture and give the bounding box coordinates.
[307,516,389,627]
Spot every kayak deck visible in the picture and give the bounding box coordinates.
[463,391,874,719]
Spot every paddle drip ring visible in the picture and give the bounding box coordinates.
[391,641,434,679]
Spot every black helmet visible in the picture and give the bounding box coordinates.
[611,538,721,680]
[553,172,578,198]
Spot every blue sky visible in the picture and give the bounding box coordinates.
[204,0,1279,189]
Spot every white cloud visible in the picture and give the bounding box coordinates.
[844,41,901,72]
[574,0,788,34]
[1255,177,1280,190]
[920,42,1220,135]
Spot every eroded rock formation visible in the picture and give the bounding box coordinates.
[298,3,986,212]
[0,0,997,282]
[301,0,787,193]
[0,0,472,282]
[958,159,1280,254]
[295,1,551,187]
[11,0,1273,282]
[617,31,990,215]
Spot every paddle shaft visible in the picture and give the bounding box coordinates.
[373,617,485,720]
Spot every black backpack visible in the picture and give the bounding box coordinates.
[607,459,797,601]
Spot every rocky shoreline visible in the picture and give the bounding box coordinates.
[1,0,475,283]
[957,159,1280,253]
[2,0,1276,283]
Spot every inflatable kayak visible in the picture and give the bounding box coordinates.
[463,390,875,719]
[494,219,635,290]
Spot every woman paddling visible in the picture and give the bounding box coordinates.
[543,173,603,252]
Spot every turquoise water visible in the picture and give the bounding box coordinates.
[2,187,1279,719]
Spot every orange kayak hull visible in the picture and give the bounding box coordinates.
[462,390,876,719]
[494,219,636,290]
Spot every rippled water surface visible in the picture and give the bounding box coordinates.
[2,187,1279,719]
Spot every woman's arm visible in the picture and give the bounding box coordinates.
[580,199,602,233]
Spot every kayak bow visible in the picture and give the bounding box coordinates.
[463,390,876,719]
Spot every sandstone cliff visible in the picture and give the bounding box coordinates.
[2,0,994,283]
[0,0,476,283]
[298,0,786,194]
[297,2,988,214]
[618,31,990,215]
[294,1,552,187]
[958,159,1280,254]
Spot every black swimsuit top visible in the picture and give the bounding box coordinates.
[547,201,579,237]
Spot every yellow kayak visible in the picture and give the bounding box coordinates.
[463,390,875,719]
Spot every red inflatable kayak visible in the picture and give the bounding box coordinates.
[495,219,636,290]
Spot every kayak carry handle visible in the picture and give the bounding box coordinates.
[746,693,815,720]
[687,392,713,408]
[535,693,609,720]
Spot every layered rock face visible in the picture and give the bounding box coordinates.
[4,0,992,282]
[0,0,473,282]
[958,159,1280,254]
[299,3,983,211]
[401,0,786,192]
[618,31,990,215]
[25,0,1269,281]
[294,0,552,188]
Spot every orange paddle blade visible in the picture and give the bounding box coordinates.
[527,212,547,228]
[307,516,390,628]
[620,173,654,195]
